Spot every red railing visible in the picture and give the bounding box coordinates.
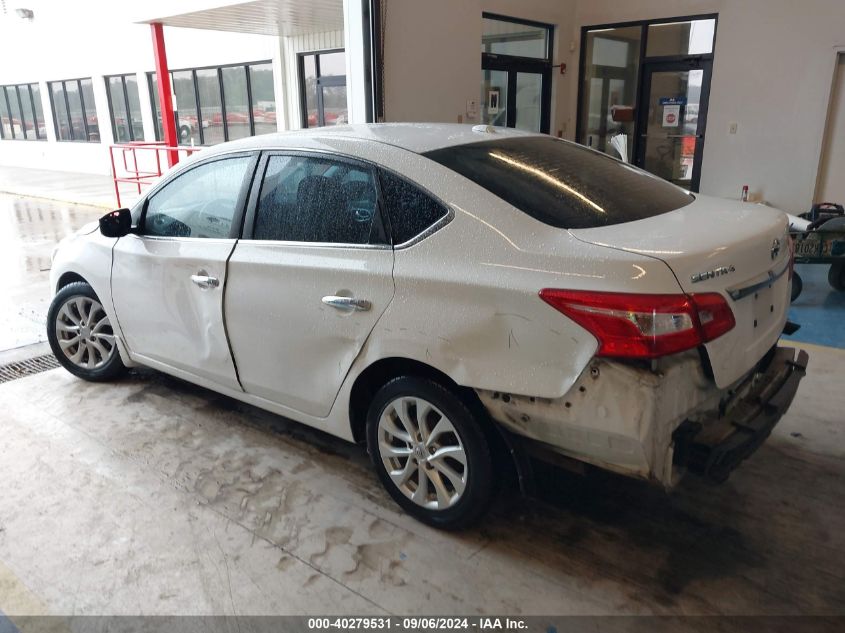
[109,142,200,207]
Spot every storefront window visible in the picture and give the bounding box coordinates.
[299,50,347,128]
[646,19,716,57]
[106,74,145,142]
[48,78,98,142]
[482,16,549,59]
[578,26,641,159]
[147,60,275,145]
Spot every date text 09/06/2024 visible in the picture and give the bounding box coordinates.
[307,617,529,630]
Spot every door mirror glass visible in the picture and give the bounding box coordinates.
[99,208,132,238]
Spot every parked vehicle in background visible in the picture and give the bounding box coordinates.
[48,124,808,529]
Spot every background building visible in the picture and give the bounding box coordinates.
[1,0,844,214]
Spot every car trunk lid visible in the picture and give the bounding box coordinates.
[570,196,791,388]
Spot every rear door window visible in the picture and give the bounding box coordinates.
[378,170,449,244]
[424,137,694,229]
[252,154,385,245]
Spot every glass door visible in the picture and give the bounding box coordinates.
[480,63,550,132]
[635,59,712,191]
[480,13,552,133]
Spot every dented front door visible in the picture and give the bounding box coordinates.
[111,235,241,391]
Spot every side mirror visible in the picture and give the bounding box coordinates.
[99,208,132,238]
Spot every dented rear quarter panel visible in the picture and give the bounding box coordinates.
[326,136,687,404]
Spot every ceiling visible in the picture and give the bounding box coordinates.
[137,0,344,37]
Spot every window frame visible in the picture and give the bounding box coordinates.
[297,48,347,128]
[574,13,718,148]
[137,150,260,240]
[242,149,392,249]
[47,77,99,143]
[481,12,554,63]
[146,60,274,145]
[0,83,45,141]
[105,73,144,143]
[375,167,453,248]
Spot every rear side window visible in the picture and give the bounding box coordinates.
[378,170,449,244]
[253,154,383,244]
[424,137,693,229]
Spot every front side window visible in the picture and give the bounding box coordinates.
[425,137,694,229]
[378,170,449,244]
[143,156,251,238]
[253,155,381,245]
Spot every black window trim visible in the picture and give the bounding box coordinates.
[0,83,45,141]
[242,148,394,249]
[146,59,274,145]
[47,77,99,143]
[136,150,260,240]
[105,73,144,143]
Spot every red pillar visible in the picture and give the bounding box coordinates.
[150,23,179,167]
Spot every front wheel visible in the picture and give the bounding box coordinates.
[366,376,495,530]
[47,281,126,381]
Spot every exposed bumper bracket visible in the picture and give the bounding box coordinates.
[679,347,809,483]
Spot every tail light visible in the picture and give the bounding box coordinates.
[539,289,736,359]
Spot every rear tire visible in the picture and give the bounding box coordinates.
[366,376,495,530]
[829,262,845,292]
[791,271,803,302]
[47,281,127,382]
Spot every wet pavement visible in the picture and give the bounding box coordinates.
[0,194,843,620]
[785,263,845,349]
[0,194,103,353]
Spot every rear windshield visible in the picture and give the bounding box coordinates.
[424,137,694,229]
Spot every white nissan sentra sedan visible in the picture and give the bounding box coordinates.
[48,123,808,529]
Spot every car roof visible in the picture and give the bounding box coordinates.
[202,123,544,156]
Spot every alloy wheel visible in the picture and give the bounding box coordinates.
[54,296,116,370]
[377,396,468,510]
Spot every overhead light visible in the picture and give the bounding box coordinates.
[15,7,34,19]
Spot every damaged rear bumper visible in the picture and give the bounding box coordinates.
[673,346,809,482]
[476,345,809,487]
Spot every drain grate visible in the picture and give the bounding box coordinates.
[0,354,61,384]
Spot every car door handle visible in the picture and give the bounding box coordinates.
[322,296,371,312]
[191,274,219,289]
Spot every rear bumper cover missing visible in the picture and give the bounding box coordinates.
[477,345,808,487]
[675,347,809,482]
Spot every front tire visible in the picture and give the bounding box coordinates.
[47,281,126,381]
[366,376,495,530]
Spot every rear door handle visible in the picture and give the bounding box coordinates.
[322,295,372,312]
[191,273,219,289]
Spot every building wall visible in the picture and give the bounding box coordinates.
[382,0,845,213]
[0,5,279,175]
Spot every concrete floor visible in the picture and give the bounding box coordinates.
[1,192,844,618]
